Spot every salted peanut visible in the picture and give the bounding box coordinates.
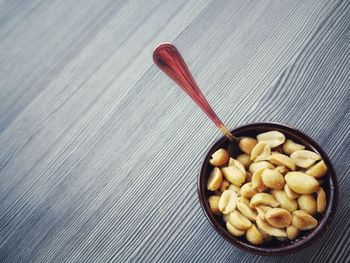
[239,137,258,154]
[269,153,296,171]
[282,139,305,155]
[284,184,299,200]
[228,184,241,196]
[256,215,287,237]
[222,166,246,186]
[251,142,271,162]
[218,190,238,214]
[240,182,258,199]
[207,167,223,191]
[256,224,271,240]
[208,195,221,215]
[238,196,250,205]
[219,179,230,192]
[228,158,246,174]
[290,150,321,168]
[255,205,272,217]
[246,224,264,245]
[252,168,267,192]
[236,153,252,168]
[286,225,299,240]
[306,160,328,178]
[317,187,326,213]
[261,169,285,190]
[209,148,229,166]
[274,166,289,175]
[237,197,257,221]
[257,131,285,148]
[229,210,252,230]
[271,190,297,213]
[249,161,275,174]
[223,213,230,223]
[226,221,245,237]
[250,193,279,208]
[285,172,319,194]
[292,210,318,230]
[245,172,252,183]
[298,195,317,215]
[265,208,292,228]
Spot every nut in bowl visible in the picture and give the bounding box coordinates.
[198,123,338,256]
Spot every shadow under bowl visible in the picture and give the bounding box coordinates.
[197,122,338,256]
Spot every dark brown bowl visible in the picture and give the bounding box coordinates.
[198,122,338,256]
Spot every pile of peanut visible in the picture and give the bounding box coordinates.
[207,131,327,245]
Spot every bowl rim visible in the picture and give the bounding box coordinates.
[197,122,338,256]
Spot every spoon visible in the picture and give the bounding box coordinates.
[153,43,238,143]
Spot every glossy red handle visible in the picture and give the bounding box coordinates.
[153,43,224,129]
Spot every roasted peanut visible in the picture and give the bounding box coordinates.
[222,166,246,186]
[229,158,246,174]
[292,210,318,230]
[249,161,275,174]
[282,139,305,155]
[284,184,299,200]
[261,169,285,190]
[290,150,321,168]
[255,205,272,217]
[229,210,252,230]
[226,221,245,237]
[208,195,221,215]
[240,182,258,199]
[286,225,299,240]
[250,193,279,208]
[218,190,238,214]
[274,166,289,175]
[257,131,285,148]
[269,153,296,171]
[239,137,258,154]
[228,184,241,196]
[251,142,271,162]
[236,153,252,168]
[298,195,317,215]
[271,190,297,213]
[265,208,292,228]
[237,197,257,221]
[306,160,328,178]
[209,148,230,166]
[252,168,267,192]
[256,215,287,237]
[317,187,326,213]
[285,172,319,194]
[207,167,223,191]
[246,224,264,245]
[219,179,230,192]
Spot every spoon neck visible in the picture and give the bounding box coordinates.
[218,124,237,142]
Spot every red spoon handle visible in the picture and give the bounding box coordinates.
[153,43,225,128]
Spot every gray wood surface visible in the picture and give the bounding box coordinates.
[0,0,349,262]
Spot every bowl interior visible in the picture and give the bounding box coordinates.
[198,123,338,256]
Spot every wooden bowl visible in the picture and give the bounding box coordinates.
[197,122,338,256]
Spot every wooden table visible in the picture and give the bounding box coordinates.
[0,0,349,262]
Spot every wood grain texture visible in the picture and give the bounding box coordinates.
[0,0,349,262]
